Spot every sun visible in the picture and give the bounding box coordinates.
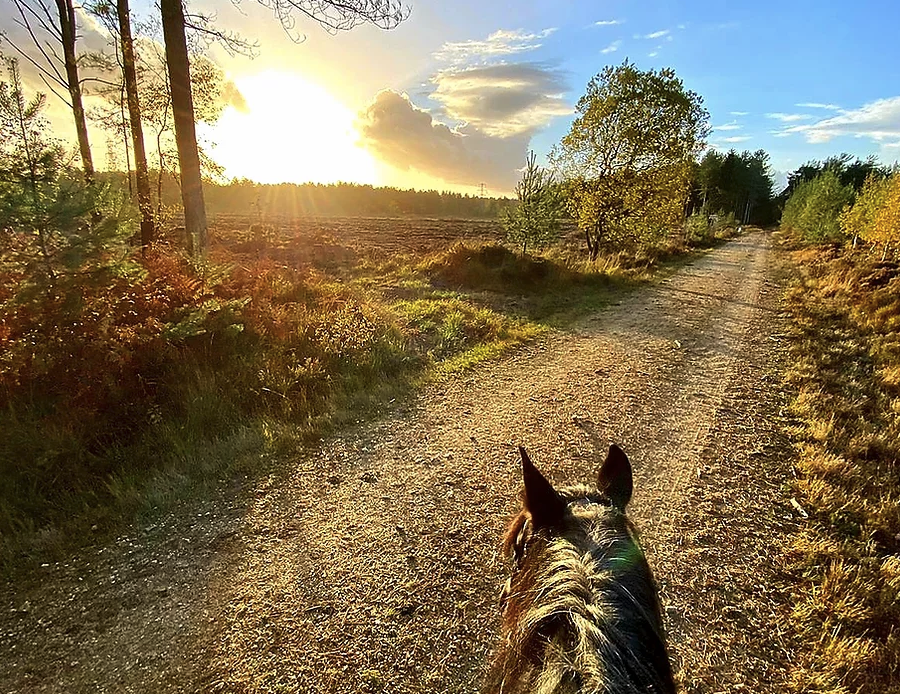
[204,71,378,185]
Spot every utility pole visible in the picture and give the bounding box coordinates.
[478,182,487,197]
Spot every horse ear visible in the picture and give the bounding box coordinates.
[520,446,566,529]
[598,444,633,510]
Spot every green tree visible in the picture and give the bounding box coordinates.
[781,154,888,203]
[840,173,889,249]
[782,170,853,243]
[697,149,725,211]
[0,58,131,287]
[5,0,96,183]
[502,151,561,255]
[694,148,776,225]
[551,60,709,258]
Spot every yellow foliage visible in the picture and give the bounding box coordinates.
[552,61,708,254]
[871,173,900,249]
[840,172,900,252]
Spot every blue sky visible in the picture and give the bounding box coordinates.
[402,0,900,188]
[3,0,898,191]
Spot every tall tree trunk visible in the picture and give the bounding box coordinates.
[117,0,155,250]
[55,0,94,183]
[120,90,133,196]
[161,0,207,255]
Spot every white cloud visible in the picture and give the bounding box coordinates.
[796,102,842,111]
[430,63,570,138]
[641,29,670,39]
[360,26,572,191]
[434,28,556,63]
[766,113,811,122]
[720,135,751,143]
[594,19,623,26]
[677,23,687,30]
[776,96,900,144]
[648,51,659,58]
[730,111,749,116]
[355,90,528,190]
[714,121,742,131]
[601,40,622,54]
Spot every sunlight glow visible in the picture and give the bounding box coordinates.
[205,71,378,185]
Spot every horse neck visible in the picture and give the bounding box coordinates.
[488,519,674,694]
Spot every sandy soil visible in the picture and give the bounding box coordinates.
[0,231,801,693]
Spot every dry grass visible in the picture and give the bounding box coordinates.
[780,231,900,693]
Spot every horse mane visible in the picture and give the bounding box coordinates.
[487,484,674,694]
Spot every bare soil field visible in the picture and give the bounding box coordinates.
[209,215,506,262]
[0,231,802,693]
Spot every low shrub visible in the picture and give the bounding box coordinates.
[0,249,412,550]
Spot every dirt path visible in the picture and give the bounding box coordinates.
[1,232,800,693]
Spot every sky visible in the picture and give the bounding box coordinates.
[2,0,899,194]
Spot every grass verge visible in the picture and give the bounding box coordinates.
[779,233,900,693]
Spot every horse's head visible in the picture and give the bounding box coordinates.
[487,445,675,694]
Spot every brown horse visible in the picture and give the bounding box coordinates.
[485,445,675,694]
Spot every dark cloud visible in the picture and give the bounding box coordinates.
[0,3,111,79]
[355,89,528,190]
[431,63,570,137]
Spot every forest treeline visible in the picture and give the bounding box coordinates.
[111,172,514,218]
[691,148,777,225]
[781,153,897,248]
[108,154,773,224]
[207,180,512,218]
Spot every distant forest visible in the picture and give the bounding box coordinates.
[99,172,515,218]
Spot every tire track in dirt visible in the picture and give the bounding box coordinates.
[1,232,796,693]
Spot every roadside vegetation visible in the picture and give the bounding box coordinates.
[780,157,900,692]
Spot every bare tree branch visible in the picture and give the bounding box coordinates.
[8,0,68,87]
[39,72,72,105]
[1,34,67,89]
[236,0,409,42]
[78,75,120,87]
[14,0,62,42]
[182,11,258,57]
[43,37,66,66]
